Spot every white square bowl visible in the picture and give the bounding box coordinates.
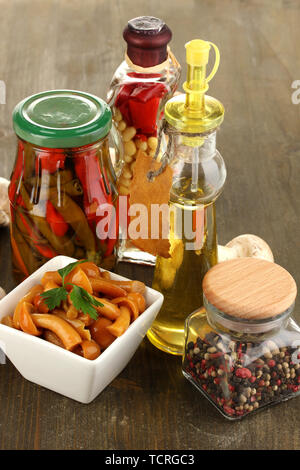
[0,256,163,403]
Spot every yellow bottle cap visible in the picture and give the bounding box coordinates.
[185,39,210,66]
[164,39,224,137]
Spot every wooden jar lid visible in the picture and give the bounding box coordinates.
[202,258,297,320]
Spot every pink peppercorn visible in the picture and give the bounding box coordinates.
[235,368,252,379]
[211,352,223,359]
[250,376,256,383]
[268,360,276,368]
[223,405,235,415]
[258,380,265,387]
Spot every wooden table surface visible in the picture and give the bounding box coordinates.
[0,0,299,450]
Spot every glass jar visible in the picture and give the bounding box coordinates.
[9,90,119,280]
[147,40,226,355]
[183,258,299,420]
[107,16,181,265]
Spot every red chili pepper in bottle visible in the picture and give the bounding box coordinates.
[35,149,66,174]
[18,211,57,259]
[74,150,108,221]
[115,76,167,136]
[46,200,69,237]
[74,148,117,255]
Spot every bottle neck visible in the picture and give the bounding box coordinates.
[125,45,168,68]
[172,129,217,161]
[184,63,206,116]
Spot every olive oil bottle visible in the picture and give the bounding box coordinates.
[147,39,226,355]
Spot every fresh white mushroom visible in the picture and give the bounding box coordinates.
[218,234,274,263]
[0,177,10,227]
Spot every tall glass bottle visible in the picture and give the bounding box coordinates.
[147,40,226,355]
[107,16,181,265]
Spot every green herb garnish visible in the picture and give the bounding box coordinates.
[41,287,68,311]
[69,285,101,321]
[40,260,103,319]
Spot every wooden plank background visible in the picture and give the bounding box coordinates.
[0,0,299,450]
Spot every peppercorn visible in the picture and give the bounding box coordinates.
[183,331,300,420]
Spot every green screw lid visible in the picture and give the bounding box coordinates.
[13,90,112,148]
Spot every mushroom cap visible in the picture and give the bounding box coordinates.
[226,234,274,262]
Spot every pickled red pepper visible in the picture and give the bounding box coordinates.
[16,211,57,259]
[46,201,69,237]
[114,79,168,237]
[35,149,66,174]
[115,75,167,136]
[74,150,118,256]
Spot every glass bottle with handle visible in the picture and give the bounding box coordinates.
[147,39,227,355]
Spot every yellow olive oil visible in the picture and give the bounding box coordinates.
[147,200,217,355]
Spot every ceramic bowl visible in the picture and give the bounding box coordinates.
[0,256,163,403]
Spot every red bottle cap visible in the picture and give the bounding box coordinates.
[123,16,172,68]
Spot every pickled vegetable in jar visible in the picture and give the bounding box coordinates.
[183,258,300,420]
[107,16,181,265]
[10,90,118,280]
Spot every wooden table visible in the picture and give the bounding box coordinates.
[0,0,299,450]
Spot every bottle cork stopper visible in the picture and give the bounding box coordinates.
[202,258,297,320]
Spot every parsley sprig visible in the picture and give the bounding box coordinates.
[40,260,103,320]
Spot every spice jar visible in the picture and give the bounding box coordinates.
[107,16,181,265]
[9,90,119,280]
[183,258,300,420]
[147,40,226,355]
